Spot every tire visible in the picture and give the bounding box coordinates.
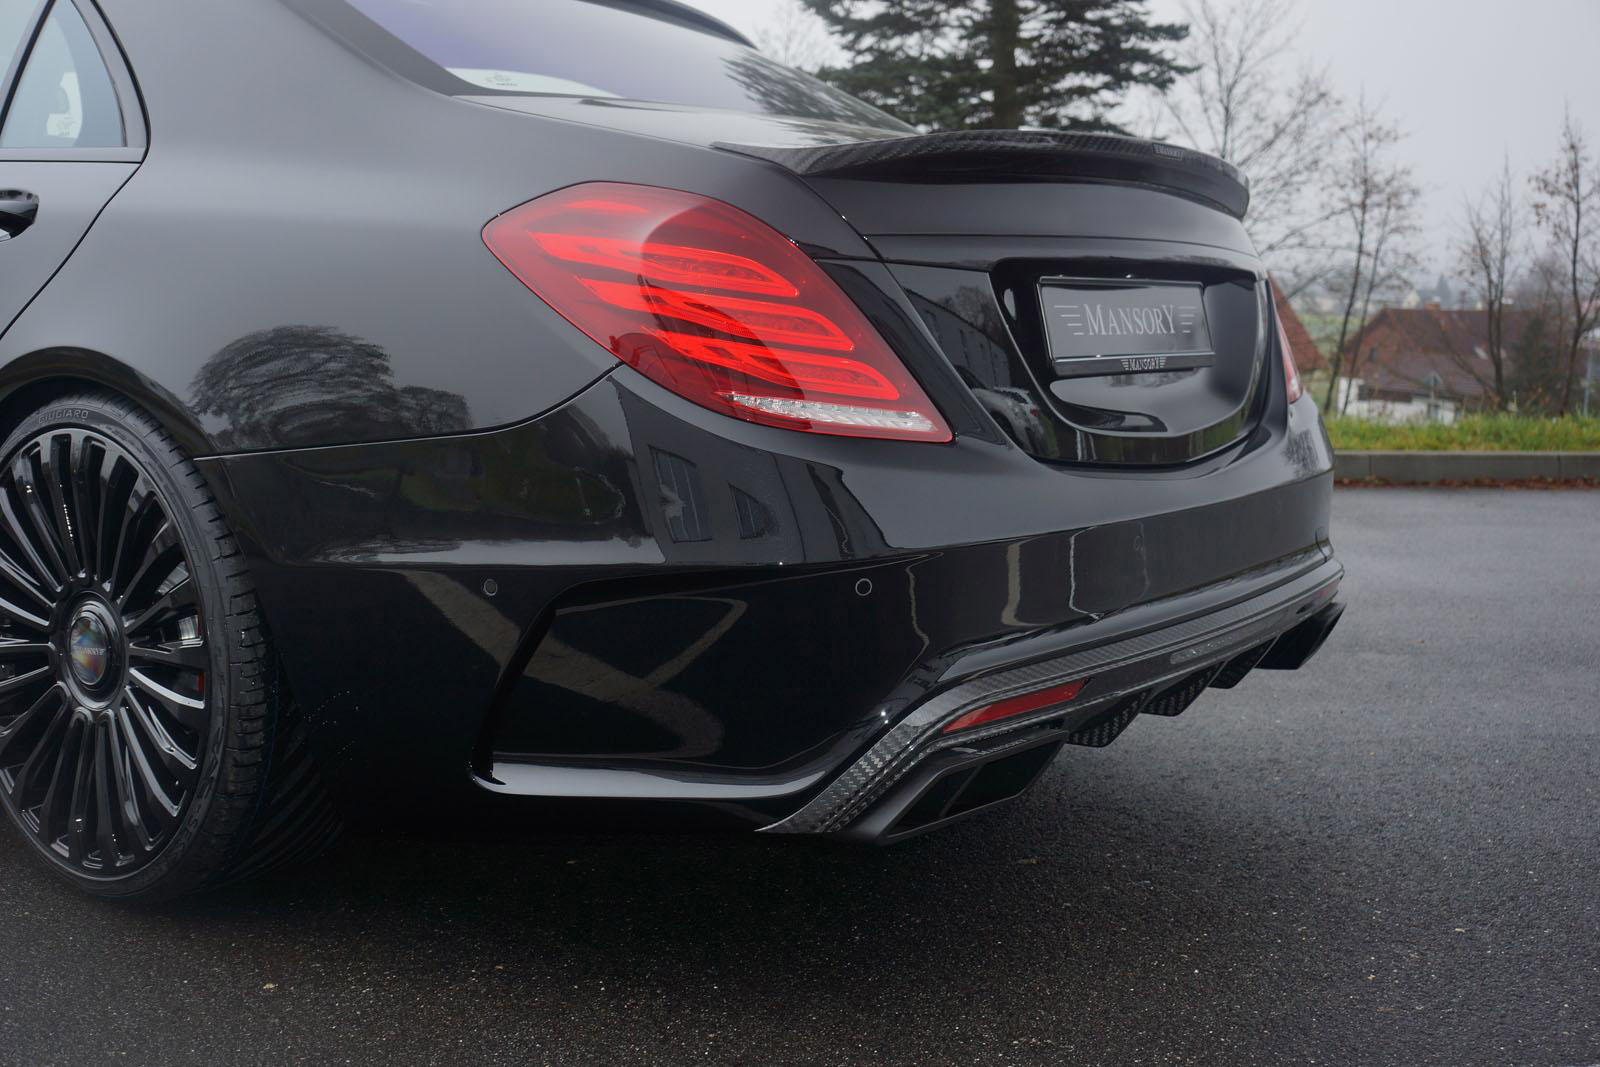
[0,390,339,899]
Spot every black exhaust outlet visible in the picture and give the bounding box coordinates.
[1260,601,1344,671]
[838,740,1065,844]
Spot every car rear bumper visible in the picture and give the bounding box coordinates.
[768,562,1342,840]
[200,366,1338,829]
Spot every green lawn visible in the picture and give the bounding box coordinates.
[1324,414,1600,451]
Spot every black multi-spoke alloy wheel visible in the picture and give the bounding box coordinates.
[0,392,338,899]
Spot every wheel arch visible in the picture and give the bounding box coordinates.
[0,348,216,460]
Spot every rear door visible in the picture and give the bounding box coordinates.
[0,0,142,338]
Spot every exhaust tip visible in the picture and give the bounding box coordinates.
[839,740,1065,844]
[1260,601,1345,671]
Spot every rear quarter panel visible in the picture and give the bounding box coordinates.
[0,0,874,454]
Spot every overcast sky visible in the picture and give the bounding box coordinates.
[687,0,1600,276]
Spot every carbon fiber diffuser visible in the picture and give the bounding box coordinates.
[1141,665,1225,718]
[1063,692,1150,747]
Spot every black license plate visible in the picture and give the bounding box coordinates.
[1039,280,1215,378]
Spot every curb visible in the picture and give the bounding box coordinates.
[1334,450,1600,484]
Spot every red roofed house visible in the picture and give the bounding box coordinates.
[1332,306,1535,423]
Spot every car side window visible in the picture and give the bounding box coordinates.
[0,0,123,149]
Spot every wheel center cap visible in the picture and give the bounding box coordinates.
[68,611,113,689]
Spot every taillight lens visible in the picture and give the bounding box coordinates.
[941,678,1088,734]
[483,183,951,442]
[1271,283,1304,404]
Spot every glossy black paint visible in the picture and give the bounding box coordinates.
[0,163,133,333]
[0,0,1339,833]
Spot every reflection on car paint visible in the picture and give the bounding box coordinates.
[191,325,471,451]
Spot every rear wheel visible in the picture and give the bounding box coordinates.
[0,391,337,899]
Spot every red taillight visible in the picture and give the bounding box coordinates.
[483,183,951,442]
[941,678,1088,734]
[1271,284,1304,404]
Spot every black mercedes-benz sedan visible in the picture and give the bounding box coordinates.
[0,0,1343,899]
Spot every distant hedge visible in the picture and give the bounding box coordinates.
[1324,414,1600,452]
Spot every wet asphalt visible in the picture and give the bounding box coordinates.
[1,487,1597,1066]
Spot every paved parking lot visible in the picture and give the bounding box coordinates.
[3,488,1597,1066]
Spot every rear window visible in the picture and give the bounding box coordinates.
[342,0,902,129]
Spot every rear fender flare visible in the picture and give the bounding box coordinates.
[0,347,214,459]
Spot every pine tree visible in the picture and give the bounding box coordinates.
[800,0,1188,131]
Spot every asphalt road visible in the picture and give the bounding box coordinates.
[3,488,1597,1067]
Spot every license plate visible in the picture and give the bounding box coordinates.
[1039,279,1215,378]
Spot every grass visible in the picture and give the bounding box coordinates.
[1324,414,1600,452]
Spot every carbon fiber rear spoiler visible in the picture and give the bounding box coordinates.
[715,130,1250,220]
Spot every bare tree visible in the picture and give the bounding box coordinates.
[1320,98,1421,414]
[1340,200,1422,413]
[754,0,837,73]
[1448,158,1522,410]
[1530,110,1600,416]
[1152,0,1342,288]
[1507,252,1577,413]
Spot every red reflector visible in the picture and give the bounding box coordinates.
[1271,282,1304,404]
[483,183,951,442]
[942,678,1088,734]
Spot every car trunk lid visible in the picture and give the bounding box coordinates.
[719,131,1270,468]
